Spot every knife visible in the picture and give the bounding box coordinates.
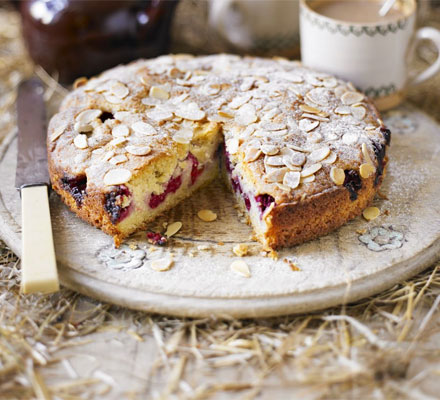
[15,77,59,294]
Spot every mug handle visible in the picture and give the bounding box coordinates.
[409,27,440,86]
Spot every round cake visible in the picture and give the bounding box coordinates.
[47,54,390,249]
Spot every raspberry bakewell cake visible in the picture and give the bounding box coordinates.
[48,54,390,249]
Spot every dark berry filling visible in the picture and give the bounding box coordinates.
[187,153,204,185]
[149,175,182,209]
[146,231,168,246]
[255,194,275,215]
[61,175,87,206]
[372,140,386,186]
[343,170,362,201]
[224,150,233,174]
[99,111,114,123]
[380,126,391,146]
[104,185,131,224]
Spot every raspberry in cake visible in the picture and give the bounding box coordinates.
[48,54,389,249]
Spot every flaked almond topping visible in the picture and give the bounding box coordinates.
[73,76,88,89]
[299,119,319,132]
[230,260,251,278]
[110,82,129,99]
[108,137,127,147]
[360,163,376,178]
[226,138,240,154]
[109,154,128,165]
[265,155,285,167]
[265,167,288,183]
[342,132,358,145]
[341,91,364,105]
[104,168,132,185]
[330,167,345,185]
[218,109,234,119]
[301,113,329,122]
[73,134,88,149]
[322,151,337,164]
[146,109,173,122]
[363,206,380,221]
[229,94,252,109]
[308,132,323,143]
[301,174,315,183]
[103,150,115,161]
[261,144,279,156]
[74,121,93,133]
[149,86,170,100]
[301,163,322,177]
[50,123,67,142]
[112,124,130,137]
[260,122,286,131]
[365,124,377,131]
[351,105,366,120]
[283,152,306,168]
[334,86,347,98]
[197,209,217,222]
[240,77,255,91]
[165,221,182,238]
[323,77,337,88]
[76,109,102,124]
[283,171,301,189]
[334,106,352,115]
[150,257,174,272]
[235,103,257,125]
[306,87,330,106]
[362,143,374,165]
[299,104,321,114]
[276,183,292,191]
[173,126,193,144]
[174,102,206,121]
[126,145,151,156]
[245,147,262,162]
[308,146,330,163]
[104,93,123,104]
[233,243,249,257]
[204,84,221,96]
[131,121,156,135]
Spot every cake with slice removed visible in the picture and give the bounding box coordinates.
[48,54,390,249]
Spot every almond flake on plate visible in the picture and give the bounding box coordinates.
[341,91,364,105]
[230,260,251,278]
[126,145,152,156]
[76,109,102,124]
[363,206,380,221]
[301,163,322,177]
[150,86,170,100]
[165,221,182,238]
[197,209,217,222]
[174,102,206,121]
[360,163,376,178]
[299,119,319,132]
[283,171,301,189]
[150,257,174,272]
[132,121,156,135]
[112,124,130,137]
[104,168,132,185]
[330,167,345,185]
[73,134,88,149]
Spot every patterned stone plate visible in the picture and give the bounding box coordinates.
[1,105,439,318]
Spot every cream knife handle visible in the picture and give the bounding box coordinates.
[21,185,59,294]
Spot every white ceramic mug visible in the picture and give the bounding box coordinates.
[208,0,300,54]
[300,0,440,110]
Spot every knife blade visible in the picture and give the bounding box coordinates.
[16,77,59,294]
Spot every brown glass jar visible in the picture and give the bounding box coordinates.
[19,0,179,83]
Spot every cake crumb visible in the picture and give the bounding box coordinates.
[217,241,225,246]
[233,243,249,257]
[284,258,301,271]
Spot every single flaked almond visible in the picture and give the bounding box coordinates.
[308,146,330,163]
[229,94,252,109]
[342,132,358,145]
[104,168,132,185]
[150,257,174,271]
[104,93,123,104]
[301,174,315,183]
[76,109,102,124]
[73,134,88,149]
[301,163,322,177]
[230,260,251,278]
[74,121,93,133]
[175,102,206,121]
[109,154,128,165]
[126,145,151,156]
[283,152,306,169]
[334,106,351,115]
[322,151,337,164]
[265,167,288,183]
[351,105,366,120]
[103,150,115,161]
[110,82,129,99]
[362,143,374,165]
[363,206,380,221]
[299,119,319,132]
[150,86,170,100]
[260,122,286,131]
[261,144,279,156]
[146,108,173,122]
[235,103,257,125]
[245,147,262,162]
[197,209,217,222]
[165,221,182,238]
[330,167,345,185]
[283,171,301,189]
[226,138,240,154]
[218,109,234,118]
[323,77,337,88]
[108,137,127,147]
[50,123,67,142]
[131,121,156,135]
[233,244,249,257]
[301,113,329,122]
[112,124,130,137]
[341,91,364,105]
[173,127,193,144]
[299,104,321,114]
[360,163,376,178]
[265,155,285,167]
